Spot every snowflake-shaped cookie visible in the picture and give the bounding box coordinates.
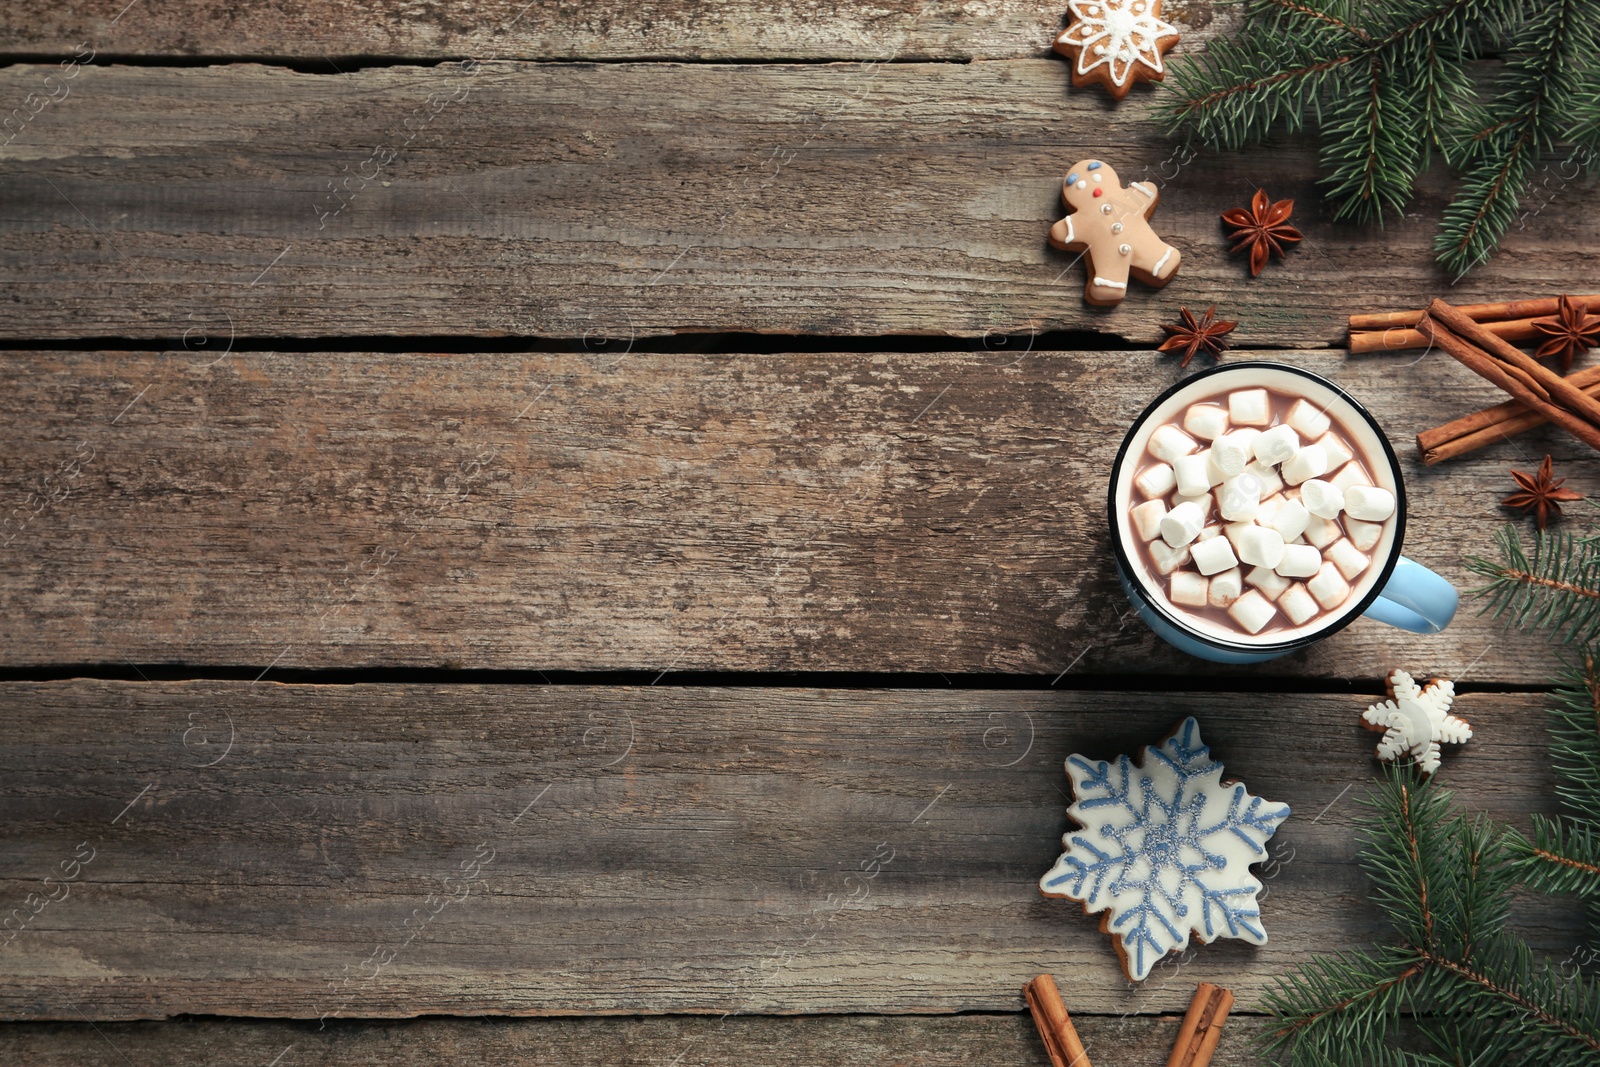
[1054,0,1181,100]
[1039,717,1290,982]
[1361,669,1472,776]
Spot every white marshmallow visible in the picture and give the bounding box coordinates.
[1131,499,1168,541]
[1183,403,1229,441]
[1330,462,1371,493]
[1218,472,1264,522]
[1308,561,1352,610]
[1235,525,1286,569]
[1223,521,1255,552]
[1287,399,1332,439]
[1315,432,1354,472]
[1344,485,1396,522]
[1148,539,1190,576]
[1245,458,1284,497]
[1245,565,1291,600]
[1267,498,1311,542]
[1149,424,1198,465]
[1208,568,1243,608]
[1278,583,1320,625]
[1228,388,1271,426]
[1326,537,1370,580]
[1275,542,1322,578]
[1255,494,1285,526]
[1135,462,1177,499]
[1282,444,1330,486]
[1228,589,1278,634]
[1191,535,1240,576]
[1299,478,1345,519]
[1175,491,1214,522]
[1160,500,1207,547]
[1174,451,1215,497]
[1253,423,1300,465]
[1345,516,1383,552]
[1198,524,1224,541]
[1304,514,1342,549]
[1170,571,1209,608]
[1210,430,1257,477]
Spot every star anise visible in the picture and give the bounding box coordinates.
[1530,295,1600,375]
[1221,189,1304,277]
[1158,305,1238,368]
[1502,455,1583,529]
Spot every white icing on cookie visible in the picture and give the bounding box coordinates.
[1060,0,1180,88]
[1362,669,1471,776]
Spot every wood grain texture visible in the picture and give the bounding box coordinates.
[1,61,1593,344]
[0,347,1571,681]
[0,1013,1278,1067]
[0,0,1236,61]
[0,681,1577,1020]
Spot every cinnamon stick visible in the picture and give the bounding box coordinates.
[1429,299,1600,429]
[1024,973,1091,1067]
[1165,982,1234,1067]
[1417,365,1600,465]
[1349,314,1542,355]
[1416,308,1600,454]
[1350,293,1600,331]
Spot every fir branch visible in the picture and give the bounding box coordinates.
[1509,817,1600,899]
[1464,526,1600,648]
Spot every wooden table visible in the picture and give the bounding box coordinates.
[0,3,1591,1064]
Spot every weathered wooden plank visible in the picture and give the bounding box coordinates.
[0,347,1573,681]
[0,1013,1279,1067]
[1,61,1592,344]
[0,1,1237,61]
[0,682,1576,1020]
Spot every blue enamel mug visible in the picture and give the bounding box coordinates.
[1108,362,1458,664]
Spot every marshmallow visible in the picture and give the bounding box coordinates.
[1330,462,1371,493]
[1308,561,1352,610]
[1175,491,1214,522]
[1267,498,1312,542]
[1134,462,1177,499]
[1208,567,1243,608]
[1198,524,1224,541]
[1170,571,1209,608]
[1245,458,1284,497]
[1275,542,1322,578]
[1191,534,1240,576]
[1209,430,1257,477]
[1278,583,1320,625]
[1326,537,1370,580]
[1235,525,1286,569]
[1131,499,1168,542]
[1299,478,1345,519]
[1344,485,1396,522]
[1287,399,1332,439]
[1149,424,1198,465]
[1218,472,1264,522]
[1246,565,1291,600]
[1255,494,1285,526]
[1160,500,1207,547]
[1253,423,1300,466]
[1148,539,1190,576]
[1304,514,1342,549]
[1174,451,1216,497]
[1345,516,1383,552]
[1282,444,1330,486]
[1223,521,1256,552]
[1228,388,1271,426]
[1228,589,1278,634]
[1183,403,1229,441]
[1315,432,1354,472]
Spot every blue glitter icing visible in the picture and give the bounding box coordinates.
[1038,717,1291,982]
[1087,161,1102,169]
[1066,172,1079,186]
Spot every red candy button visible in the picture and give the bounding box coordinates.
[1092,188,1103,197]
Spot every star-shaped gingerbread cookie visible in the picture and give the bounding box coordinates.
[1361,669,1472,776]
[1054,0,1181,100]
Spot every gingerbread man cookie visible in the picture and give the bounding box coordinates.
[1055,0,1180,100]
[1048,158,1181,307]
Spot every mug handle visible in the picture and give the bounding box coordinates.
[1362,556,1458,634]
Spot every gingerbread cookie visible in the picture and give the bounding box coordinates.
[1054,0,1180,100]
[1361,669,1471,776]
[1039,717,1290,982]
[1048,158,1181,307]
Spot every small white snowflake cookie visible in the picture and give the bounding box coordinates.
[1361,669,1472,776]
[1038,717,1291,982]
[1054,0,1181,100]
